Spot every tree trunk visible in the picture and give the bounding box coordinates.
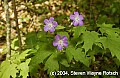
[4,0,11,58]
[12,0,22,52]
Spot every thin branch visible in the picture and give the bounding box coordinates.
[4,0,11,58]
[12,0,22,52]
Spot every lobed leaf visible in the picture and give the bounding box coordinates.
[73,26,86,38]
[0,60,17,78]
[82,31,99,52]
[45,52,59,74]
[96,36,120,61]
[30,41,56,75]
[17,58,31,78]
[66,45,90,67]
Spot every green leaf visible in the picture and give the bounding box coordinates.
[37,31,53,41]
[56,53,69,67]
[30,49,52,74]
[25,32,37,48]
[11,49,32,64]
[96,36,120,61]
[76,39,84,47]
[99,27,120,37]
[45,52,59,73]
[66,45,90,67]
[97,15,107,23]
[0,60,17,78]
[55,25,65,30]
[74,48,90,67]
[30,42,56,75]
[11,38,19,50]
[82,31,99,52]
[60,59,69,67]
[17,59,31,78]
[57,32,69,39]
[18,49,32,60]
[0,60,10,77]
[65,46,74,62]
[97,23,114,28]
[37,31,46,39]
[73,26,86,38]
[94,42,103,49]
[87,44,105,56]
[97,23,120,37]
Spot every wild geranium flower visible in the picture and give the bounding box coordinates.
[70,12,84,26]
[44,17,58,32]
[53,34,68,50]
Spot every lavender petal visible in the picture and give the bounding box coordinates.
[70,14,75,20]
[63,42,68,47]
[53,21,58,27]
[73,21,79,26]
[79,20,84,26]
[74,12,79,15]
[49,27,55,32]
[57,45,63,50]
[62,36,67,41]
[55,34,61,40]
[79,15,84,20]
[44,26,49,32]
[49,17,54,21]
[53,40,58,46]
[44,19,49,24]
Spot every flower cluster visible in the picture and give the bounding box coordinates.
[43,12,84,50]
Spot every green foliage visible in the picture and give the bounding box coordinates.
[29,43,53,74]
[0,49,31,78]
[96,36,120,61]
[45,52,59,73]
[66,45,90,67]
[97,23,120,36]
[82,31,99,52]
[25,32,38,48]
[73,26,86,38]
[17,59,31,78]
[0,60,17,78]
[57,32,69,39]
[29,34,56,74]
[11,49,31,64]
[55,25,65,30]
[11,38,19,50]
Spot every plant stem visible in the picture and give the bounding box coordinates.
[4,0,11,58]
[12,0,22,52]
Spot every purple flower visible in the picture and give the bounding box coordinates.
[44,17,58,32]
[53,34,68,50]
[70,12,84,26]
